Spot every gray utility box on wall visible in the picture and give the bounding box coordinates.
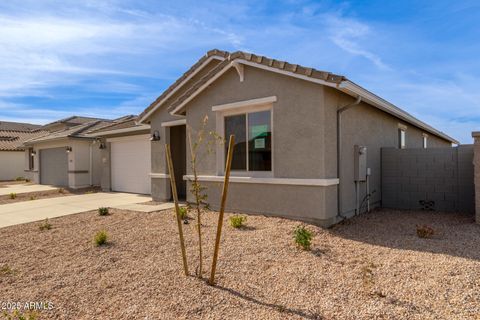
[354,145,367,182]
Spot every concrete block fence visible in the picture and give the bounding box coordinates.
[473,132,480,223]
[382,145,475,215]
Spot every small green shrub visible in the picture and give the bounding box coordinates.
[416,225,434,239]
[39,218,51,231]
[9,192,16,199]
[94,231,108,246]
[177,207,188,219]
[15,176,25,181]
[58,188,65,194]
[0,265,14,276]
[2,309,38,320]
[29,195,36,201]
[98,207,109,216]
[294,226,313,250]
[229,215,247,229]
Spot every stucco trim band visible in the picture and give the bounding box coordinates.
[161,119,187,127]
[183,175,339,186]
[212,96,277,112]
[150,173,170,178]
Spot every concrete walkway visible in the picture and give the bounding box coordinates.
[0,184,57,196]
[0,192,151,228]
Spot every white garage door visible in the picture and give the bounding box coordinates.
[110,135,151,194]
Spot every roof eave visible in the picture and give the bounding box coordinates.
[137,54,227,124]
[338,81,459,144]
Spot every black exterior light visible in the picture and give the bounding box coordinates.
[99,142,106,150]
[66,146,72,153]
[30,150,36,156]
[150,130,161,141]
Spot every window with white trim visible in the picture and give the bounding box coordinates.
[399,129,406,149]
[224,110,272,171]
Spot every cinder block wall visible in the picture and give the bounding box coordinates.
[473,132,480,223]
[382,146,475,213]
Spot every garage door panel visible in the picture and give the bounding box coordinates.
[110,136,151,195]
[40,147,68,186]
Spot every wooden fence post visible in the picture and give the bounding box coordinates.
[165,144,189,276]
[209,135,235,285]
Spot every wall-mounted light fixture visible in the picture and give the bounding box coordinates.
[66,146,72,153]
[30,150,36,156]
[99,142,106,150]
[150,130,161,141]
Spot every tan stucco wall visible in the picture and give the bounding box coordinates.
[0,151,25,181]
[148,64,453,226]
[473,132,480,223]
[323,87,452,217]
[27,138,101,188]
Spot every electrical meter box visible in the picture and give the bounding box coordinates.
[354,145,367,182]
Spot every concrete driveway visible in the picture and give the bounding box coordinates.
[0,184,57,196]
[0,192,151,228]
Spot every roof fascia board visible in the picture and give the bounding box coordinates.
[170,59,339,116]
[236,59,339,88]
[338,81,458,144]
[88,124,151,137]
[138,56,225,124]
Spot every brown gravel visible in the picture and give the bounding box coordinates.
[0,209,479,319]
[0,187,101,204]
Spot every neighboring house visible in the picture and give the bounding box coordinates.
[89,117,151,194]
[23,116,123,188]
[137,49,457,226]
[0,121,46,181]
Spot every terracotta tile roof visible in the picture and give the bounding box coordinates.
[167,50,345,114]
[24,120,113,144]
[0,121,42,132]
[0,129,49,151]
[88,117,148,134]
[138,49,229,121]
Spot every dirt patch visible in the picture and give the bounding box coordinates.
[0,209,478,319]
[0,186,101,204]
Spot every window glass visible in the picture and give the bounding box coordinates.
[399,129,406,149]
[248,111,271,171]
[224,114,247,170]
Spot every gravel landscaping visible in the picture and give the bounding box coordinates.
[0,208,479,319]
[0,187,101,204]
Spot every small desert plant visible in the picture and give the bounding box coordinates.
[177,206,188,219]
[2,309,38,320]
[98,207,109,216]
[39,218,52,231]
[294,226,314,250]
[15,176,25,181]
[58,188,65,194]
[25,178,30,183]
[229,215,247,229]
[0,265,14,276]
[29,195,36,201]
[85,190,95,194]
[94,230,108,246]
[416,225,434,238]
[9,192,16,199]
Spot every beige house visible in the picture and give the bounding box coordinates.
[89,117,151,194]
[23,116,116,188]
[136,49,457,226]
[0,121,46,181]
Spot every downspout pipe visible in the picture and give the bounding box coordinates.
[337,95,362,220]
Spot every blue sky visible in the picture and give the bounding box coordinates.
[0,0,479,143]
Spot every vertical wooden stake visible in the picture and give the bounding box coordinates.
[165,144,189,276]
[209,135,235,285]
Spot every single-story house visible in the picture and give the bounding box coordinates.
[136,49,458,226]
[23,116,124,188]
[0,121,46,181]
[88,117,151,194]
